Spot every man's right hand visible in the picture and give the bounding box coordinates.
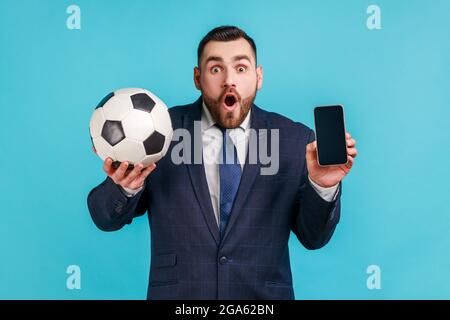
[103,157,156,190]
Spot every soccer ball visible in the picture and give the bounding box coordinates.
[89,88,173,168]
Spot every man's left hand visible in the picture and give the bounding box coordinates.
[306,132,357,188]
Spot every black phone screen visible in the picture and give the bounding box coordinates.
[313,105,347,166]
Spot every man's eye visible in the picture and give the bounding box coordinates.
[211,66,221,73]
[237,66,247,72]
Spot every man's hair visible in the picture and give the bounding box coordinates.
[197,25,257,67]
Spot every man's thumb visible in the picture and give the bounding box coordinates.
[306,141,317,152]
[306,141,317,160]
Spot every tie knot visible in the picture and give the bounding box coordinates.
[215,123,232,144]
[214,123,226,133]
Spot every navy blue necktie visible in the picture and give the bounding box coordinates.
[217,125,242,238]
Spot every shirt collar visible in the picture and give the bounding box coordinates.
[201,98,251,131]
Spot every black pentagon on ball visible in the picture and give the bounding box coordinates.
[131,93,156,113]
[143,130,165,155]
[95,92,114,109]
[101,120,125,146]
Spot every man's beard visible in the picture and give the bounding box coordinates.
[202,85,257,129]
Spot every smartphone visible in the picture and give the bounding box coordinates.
[313,105,348,166]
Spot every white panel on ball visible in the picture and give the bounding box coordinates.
[151,104,173,137]
[113,138,146,164]
[142,152,163,167]
[115,88,144,96]
[122,109,155,141]
[102,94,133,121]
[92,136,115,161]
[89,108,105,138]
[160,129,173,158]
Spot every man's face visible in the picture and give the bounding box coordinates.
[194,38,263,128]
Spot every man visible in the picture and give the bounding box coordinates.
[87,26,357,300]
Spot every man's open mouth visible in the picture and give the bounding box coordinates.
[223,93,238,109]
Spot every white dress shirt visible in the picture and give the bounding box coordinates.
[121,100,339,226]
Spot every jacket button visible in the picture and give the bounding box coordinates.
[219,256,228,265]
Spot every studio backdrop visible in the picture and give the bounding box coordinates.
[1,0,449,299]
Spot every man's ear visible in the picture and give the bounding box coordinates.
[194,67,201,90]
[256,65,263,91]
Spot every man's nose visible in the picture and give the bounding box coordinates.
[223,69,237,89]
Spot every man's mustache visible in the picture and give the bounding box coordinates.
[218,88,241,103]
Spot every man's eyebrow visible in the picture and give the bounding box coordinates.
[204,54,253,65]
[204,56,224,64]
[232,55,252,63]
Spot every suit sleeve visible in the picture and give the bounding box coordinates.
[87,176,149,232]
[291,129,342,250]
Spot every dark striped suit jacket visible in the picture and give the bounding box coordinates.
[87,96,342,300]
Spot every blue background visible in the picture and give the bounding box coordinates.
[1,0,449,299]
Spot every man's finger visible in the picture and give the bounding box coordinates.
[345,155,354,169]
[122,163,144,185]
[141,163,157,178]
[112,161,129,181]
[346,132,351,139]
[347,147,358,157]
[347,138,356,148]
[134,164,157,184]
[103,158,114,175]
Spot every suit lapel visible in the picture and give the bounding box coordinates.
[184,97,221,245]
[220,105,266,246]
